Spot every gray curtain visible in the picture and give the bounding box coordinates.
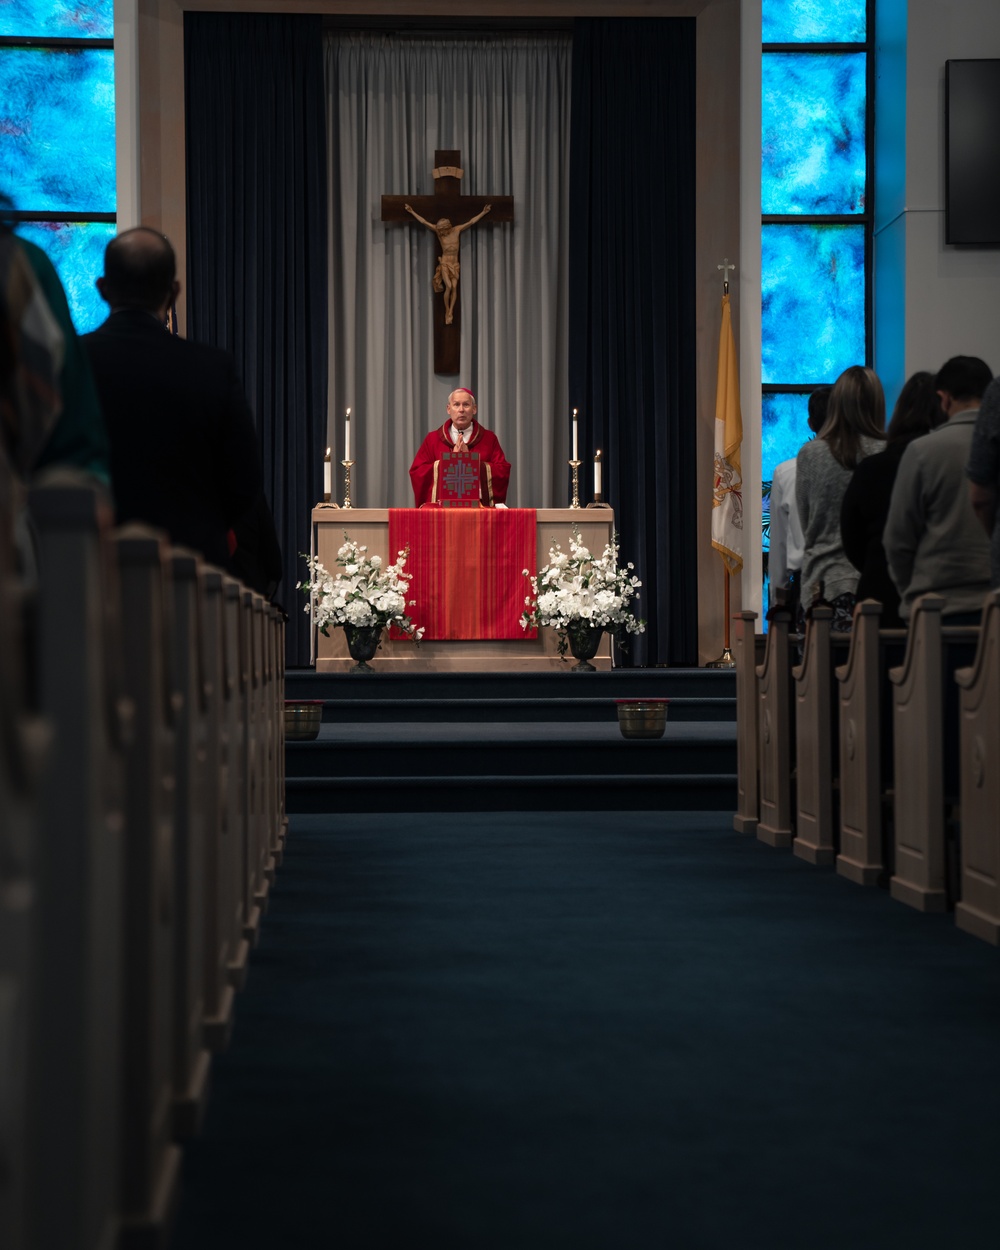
[325,32,572,509]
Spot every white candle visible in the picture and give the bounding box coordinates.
[594,452,602,498]
[323,447,331,496]
[572,408,579,461]
[345,407,351,461]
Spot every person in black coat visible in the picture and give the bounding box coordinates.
[840,371,943,627]
[83,227,269,572]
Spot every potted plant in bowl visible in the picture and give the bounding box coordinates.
[299,537,424,672]
[520,530,644,670]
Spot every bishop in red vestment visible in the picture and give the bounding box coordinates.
[409,387,511,507]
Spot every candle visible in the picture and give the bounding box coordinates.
[345,407,351,461]
[572,408,579,462]
[323,447,331,497]
[594,450,602,498]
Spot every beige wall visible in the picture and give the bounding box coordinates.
[136,0,740,664]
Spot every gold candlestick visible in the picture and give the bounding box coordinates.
[569,458,582,509]
[342,459,356,509]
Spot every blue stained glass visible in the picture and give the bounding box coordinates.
[0,48,115,213]
[0,0,112,39]
[16,220,115,333]
[762,0,866,44]
[762,391,813,483]
[761,224,865,384]
[762,53,866,214]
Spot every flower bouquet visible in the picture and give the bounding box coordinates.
[299,537,423,670]
[520,530,644,669]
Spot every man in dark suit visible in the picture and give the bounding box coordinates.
[83,227,274,575]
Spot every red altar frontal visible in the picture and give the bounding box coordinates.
[310,507,615,672]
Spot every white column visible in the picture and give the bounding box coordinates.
[113,0,141,232]
[739,0,763,618]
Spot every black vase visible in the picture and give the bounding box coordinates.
[564,620,604,672]
[343,624,382,673]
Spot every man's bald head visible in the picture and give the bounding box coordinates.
[100,227,177,314]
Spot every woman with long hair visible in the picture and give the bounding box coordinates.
[795,364,886,630]
[840,371,943,626]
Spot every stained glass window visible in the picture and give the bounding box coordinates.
[0,0,112,38]
[0,48,115,213]
[762,392,813,484]
[761,224,866,384]
[762,0,866,44]
[762,52,866,215]
[16,219,114,333]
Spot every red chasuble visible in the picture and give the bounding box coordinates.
[389,507,536,640]
[409,420,511,507]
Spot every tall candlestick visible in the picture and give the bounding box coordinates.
[323,447,331,498]
[594,450,602,498]
[345,407,351,462]
[572,408,579,462]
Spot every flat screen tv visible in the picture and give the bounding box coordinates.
[945,59,1000,245]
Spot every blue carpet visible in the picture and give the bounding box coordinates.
[171,812,1000,1249]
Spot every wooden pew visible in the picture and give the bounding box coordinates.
[169,551,212,1138]
[224,578,258,964]
[25,483,127,1250]
[0,485,46,1250]
[273,606,288,851]
[249,593,272,913]
[835,601,907,886]
[114,526,182,1247]
[792,605,842,864]
[888,593,979,913]
[266,604,286,867]
[733,610,764,835]
[13,482,286,1248]
[201,570,237,1049]
[755,602,796,848]
[954,591,1000,944]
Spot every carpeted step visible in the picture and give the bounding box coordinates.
[285,772,737,813]
[308,695,734,724]
[285,666,734,706]
[285,722,735,781]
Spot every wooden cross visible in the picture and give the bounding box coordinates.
[382,149,514,375]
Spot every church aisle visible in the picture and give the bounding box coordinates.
[171,812,1000,1250]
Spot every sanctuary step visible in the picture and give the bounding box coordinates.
[284,667,736,724]
[284,669,736,813]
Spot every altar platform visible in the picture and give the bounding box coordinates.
[311,506,616,672]
[285,668,737,813]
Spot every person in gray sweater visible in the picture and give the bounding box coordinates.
[796,365,886,630]
[885,355,993,623]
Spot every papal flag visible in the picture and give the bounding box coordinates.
[711,291,743,574]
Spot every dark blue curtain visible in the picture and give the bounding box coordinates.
[569,19,698,667]
[185,13,327,667]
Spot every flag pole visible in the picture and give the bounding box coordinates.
[706,565,735,668]
[706,260,739,669]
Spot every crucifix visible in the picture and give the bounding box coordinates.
[382,149,514,374]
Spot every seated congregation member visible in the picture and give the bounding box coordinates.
[83,227,265,570]
[409,386,510,507]
[768,385,829,615]
[796,365,886,631]
[884,355,993,624]
[840,371,943,628]
[967,374,1000,589]
[1,195,110,491]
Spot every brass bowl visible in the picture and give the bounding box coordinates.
[284,700,323,741]
[615,698,669,740]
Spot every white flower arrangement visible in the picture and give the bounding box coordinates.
[521,530,645,656]
[298,537,424,639]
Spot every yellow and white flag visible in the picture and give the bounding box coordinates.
[711,292,743,574]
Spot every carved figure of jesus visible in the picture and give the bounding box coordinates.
[404,202,492,324]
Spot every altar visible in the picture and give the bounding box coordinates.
[310,507,615,672]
